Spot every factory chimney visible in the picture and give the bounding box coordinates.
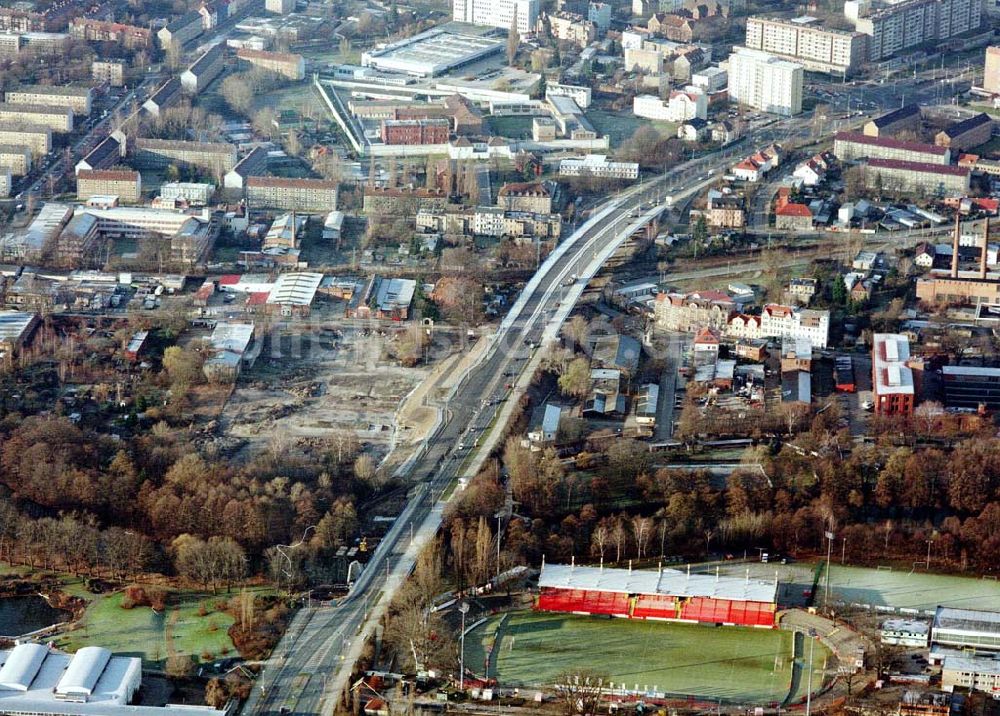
[982,218,990,280]
[951,214,961,278]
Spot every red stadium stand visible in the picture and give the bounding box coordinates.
[535,564,779,628]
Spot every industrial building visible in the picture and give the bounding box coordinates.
[266,272,323,317]
[346,275,416,320]
[5,84,92,115]
[726,47,803,116]
[536,563,779,627]
[871,333,915,416]
[361,26,506,77]
[181,44,226,93]
[0,309,39,364]
[744,16,868,75]
[203,322,256,381]
[932,607,1000,653]
[245,176,338,213]
[0,643,225,716]
[0,103,72,132]
[916,218,1000,305]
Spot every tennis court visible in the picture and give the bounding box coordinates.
[466,611,829,704]
[825,565,1000,613]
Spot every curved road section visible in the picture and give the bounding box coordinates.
[242,119,806,716]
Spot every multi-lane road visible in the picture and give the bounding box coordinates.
[240,115,820,716]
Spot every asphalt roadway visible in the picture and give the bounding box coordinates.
[241,116,816,716]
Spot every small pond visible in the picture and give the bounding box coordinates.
[0,596,69,636]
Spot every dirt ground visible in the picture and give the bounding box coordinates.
[217,317,472,469]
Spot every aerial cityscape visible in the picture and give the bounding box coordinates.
[0,0,999,713]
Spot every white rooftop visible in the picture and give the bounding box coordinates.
[882,619,929,634]
[267,272,323,306]
[538,563,778,603]
[0,644,224,716]
[0,310,36,343]
[208,322,254,355]
[872,333,913,396]
[943,653,1000,675]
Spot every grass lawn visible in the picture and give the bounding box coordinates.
[826,565,1000,613]
[55,588,247,667]
[467,611,828,704]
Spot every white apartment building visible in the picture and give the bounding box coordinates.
[745,16,868,75]
[726,304,829,348]
[588,1,611,32]
[726,47,803,116]
[633,88,707,122]
[559,154,640,180]
[453,0,538,33]
[265,0,295,12]
[845,0,981,60]
[692,66,728,92]
[759,304,829,348]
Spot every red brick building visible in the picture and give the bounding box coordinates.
[872,333,915,416]
[380,118,450,146]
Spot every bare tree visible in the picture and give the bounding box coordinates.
[555,670,605,716]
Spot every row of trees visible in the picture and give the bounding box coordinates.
[0,414,373,566]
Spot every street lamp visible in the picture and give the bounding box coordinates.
[459,602,470,691]
[805,628,817,716]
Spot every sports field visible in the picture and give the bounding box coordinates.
[825,565,1000,613]
[466,611,829,704]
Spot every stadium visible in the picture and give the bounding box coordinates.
[536,562,779,627]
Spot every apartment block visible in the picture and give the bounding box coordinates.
[846,0,981,60]
[363,186,449,214]
[77,170,142,203]
[744,16,868,75]
[69,18,152,48]
[0,167,10,198]
[92,60,125,87]
[864,158,970,196]
[935,113,993,152]
[266,0,296,12]
[143,78,183,118]
[984,46,1000,95]
[0,122,50,156]
[5,85,92,115]
[833,131,951,164]
[0,145,31,175]
[862,104,921,137]
[0,103,71,132]
[157,11,203,51]
[545,12,597,47]
[452,0,539,33]
[246,176,338,213]
[726,47,802,116]
[181,44,226,93]
[235,48,305,79]
[633,88,707,122]
[132,138,237,176]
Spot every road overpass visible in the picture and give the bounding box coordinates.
[241,117,813,716]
